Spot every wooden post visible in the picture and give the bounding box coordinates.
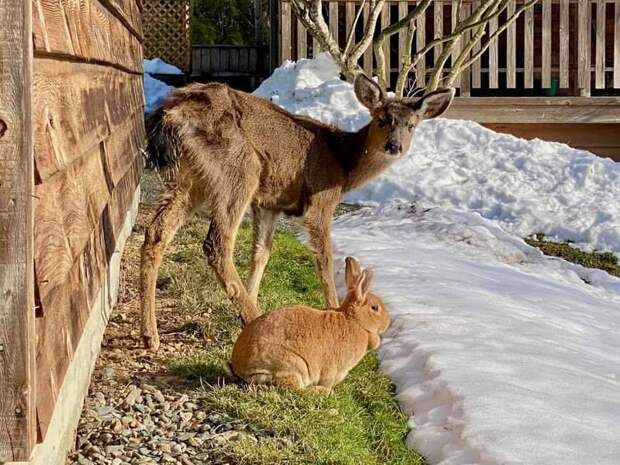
[471,0,481,88]
[488,4,499,88]
[280,1,292,61]
[415,3,426,88]
[363,2,373,74]
[578,0,591,96]
[451,0,461,88]
[615,0,620,88]
[382,2,391,87]
[507,0,516,88]
[434,0,443,64]
[542,0,552,88]
[524,3,534,88]
[0,0,35,460]
[559,0,570,88]
[595,0,606,89]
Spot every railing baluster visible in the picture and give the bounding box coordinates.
[524,1,534,88]
[578,0,591,95]
[542,0,552,88]
[382,2,391,87]
[363,2,372,74]
[416,1,426,88]
[329,1,339,45]
[507,0,516,88]
[615,0,620,88]
[595,0,606,89]
[281,1,292,62]
[471,0,481,88]
[346,1,355,50]
[297,19,307,59]
[434,0,443,64]
[399,0,408,69]
[460,2,471,95]
[451,0,461,88]
[489,3,499,88]
[559,0,570,88]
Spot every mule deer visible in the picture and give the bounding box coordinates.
[141,74,454,351]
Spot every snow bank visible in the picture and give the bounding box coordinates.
[255,54,620,255]
[143,58,178,113]
[143,58,183,75]
[331,205,620,465]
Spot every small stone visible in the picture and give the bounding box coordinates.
[153,390,166,404]
[179,411,192,423]
[162,453,176,463]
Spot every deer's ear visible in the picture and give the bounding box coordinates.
[354,74,385,111]
[410,87,455,120]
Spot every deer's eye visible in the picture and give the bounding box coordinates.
[378,118,388,128]
[371,304,380,312]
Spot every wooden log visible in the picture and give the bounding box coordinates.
[32,0,142,73]
[595,0,606,89]
[542,0,552,88]
[578,0,591,95]
[507,0,516,88]
[524,4,534,88]
[280,1,292,61]
[33,59,144,181]
[559,0,570,88]
[0,0,36,459]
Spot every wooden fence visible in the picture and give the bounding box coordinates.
[279,0,620,96]
[191,45,270,78]
[144,0,192,71]
[0,0,144,461]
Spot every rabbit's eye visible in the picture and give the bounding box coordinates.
[371,304,379,312]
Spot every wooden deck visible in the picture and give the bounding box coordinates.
[446,97,620,160]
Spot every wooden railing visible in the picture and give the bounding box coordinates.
[279,0,620,96]
[191,45,269,78]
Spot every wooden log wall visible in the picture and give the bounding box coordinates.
[31,0,145,446]
[279,0,620,96]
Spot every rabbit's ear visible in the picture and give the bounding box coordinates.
[353,269,373,303]
[345,256,362,288]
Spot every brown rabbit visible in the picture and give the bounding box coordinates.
[230,257,390,391]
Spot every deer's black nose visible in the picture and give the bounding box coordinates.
[384,141,402,155]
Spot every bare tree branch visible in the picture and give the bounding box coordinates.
[346,0,386,70]
[344,0,367,56]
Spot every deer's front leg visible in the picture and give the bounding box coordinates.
[304,200,339,308]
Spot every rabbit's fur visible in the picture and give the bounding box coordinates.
[230,257,390,391]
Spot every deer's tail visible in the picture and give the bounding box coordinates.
[144,106,182,179]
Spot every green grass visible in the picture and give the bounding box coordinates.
[525,233,620,278]
[163,217,423,465]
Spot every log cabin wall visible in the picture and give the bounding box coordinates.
[32,0,145,443]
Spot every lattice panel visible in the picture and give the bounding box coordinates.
[143,0,191,71]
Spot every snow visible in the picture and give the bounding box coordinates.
[255,54,620,256]
[255,55,620,465]
[330,205,620,465]
[143,59,178,113]
[143,58,183,75]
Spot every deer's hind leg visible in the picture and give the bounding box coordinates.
[202,162,261,325]
[246,205,279,305]
[140,189,192,351]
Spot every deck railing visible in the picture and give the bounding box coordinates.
[279,0,620,96]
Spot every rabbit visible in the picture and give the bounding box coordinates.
[230,256,390,392]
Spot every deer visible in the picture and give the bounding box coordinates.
[140,73,454,351]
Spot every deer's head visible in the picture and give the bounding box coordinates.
[354,74,455,157]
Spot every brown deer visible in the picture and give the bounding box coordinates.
[141,74,454,351]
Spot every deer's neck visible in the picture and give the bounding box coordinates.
[332,125,395,192]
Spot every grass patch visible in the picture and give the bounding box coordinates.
[525,233,620,278]
[163,217,423,465]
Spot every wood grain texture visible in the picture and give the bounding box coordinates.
[434,0,443,63]
[32,0,142,73]
[459,3,470,95]
[280,1,291,61]
[578,0,591,95]
[507,0,516,88]
[33,59,144,182]
[524,5,534,88]
[559,0,570,88]
[399,1,408,66]
[35,155,141,438]
[0,0,36,459]
[415,4,426,88]
[616,0,620,88]
[363,2,372,73]
[542,0,552,88]
[488,7,498,88]
[382,3,391,87]
[471,0,481,88]
[595,0,606,88]
[329,1,339,45]
[446,96,620,123]
[451,0,461,88]
[297,19,307,59]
